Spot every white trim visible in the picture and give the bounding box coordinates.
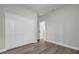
[5,40,36,50]
[0,49,6,53]
[46,40,79,51]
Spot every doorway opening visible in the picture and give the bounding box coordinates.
[40,21,46,40]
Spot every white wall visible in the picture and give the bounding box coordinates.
[0,5,5,50]
[4,5,37,49]
[40,5,79,48]
[0,5,37,50]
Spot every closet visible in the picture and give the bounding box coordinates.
[0,5,37,51]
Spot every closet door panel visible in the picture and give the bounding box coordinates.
[5,12,36,49]
[5,16,17,49]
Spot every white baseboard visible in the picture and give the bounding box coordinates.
[0,49,6,53]
[46,40,79,51]
[0,40,36,53]
[5,39,36,50]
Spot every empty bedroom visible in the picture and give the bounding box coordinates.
[0,4,79,54]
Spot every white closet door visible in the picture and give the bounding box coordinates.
[5,16,17,49]
[5,12,36,49]
[15,17,35,47]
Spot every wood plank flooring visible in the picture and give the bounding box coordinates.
[1,41,79,54]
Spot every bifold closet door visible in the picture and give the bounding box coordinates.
[5,12,36,49]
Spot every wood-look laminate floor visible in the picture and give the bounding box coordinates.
[1,41,79,54]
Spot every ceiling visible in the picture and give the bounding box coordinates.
[23,4,67,16]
